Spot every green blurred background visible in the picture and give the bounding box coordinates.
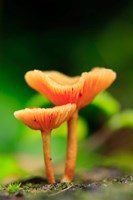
[0,0,133,184]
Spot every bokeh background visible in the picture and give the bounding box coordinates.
[0,0,133,184]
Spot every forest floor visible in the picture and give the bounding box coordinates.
[1,167,133,200]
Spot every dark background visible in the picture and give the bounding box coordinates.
[1,0,133,107]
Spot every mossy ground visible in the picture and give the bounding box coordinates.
[1,168,133,200]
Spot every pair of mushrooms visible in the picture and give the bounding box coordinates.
[14,67,116,184]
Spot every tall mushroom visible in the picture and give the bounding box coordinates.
[25,67,117,182]
[14,104,76,184]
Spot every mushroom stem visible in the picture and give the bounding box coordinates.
[41,131,55,184]
[61,110,78,182]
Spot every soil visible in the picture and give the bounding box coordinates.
[1,167,133,200]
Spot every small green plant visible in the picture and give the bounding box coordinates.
[7,183,22,193]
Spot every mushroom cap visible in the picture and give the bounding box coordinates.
[25,68,116,109]
[14,104,76,132]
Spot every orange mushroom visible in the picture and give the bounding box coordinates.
[25,67,117,182]
[14,104,76,184]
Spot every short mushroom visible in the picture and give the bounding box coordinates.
[25,67,117,182]
[14,103,76,184]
